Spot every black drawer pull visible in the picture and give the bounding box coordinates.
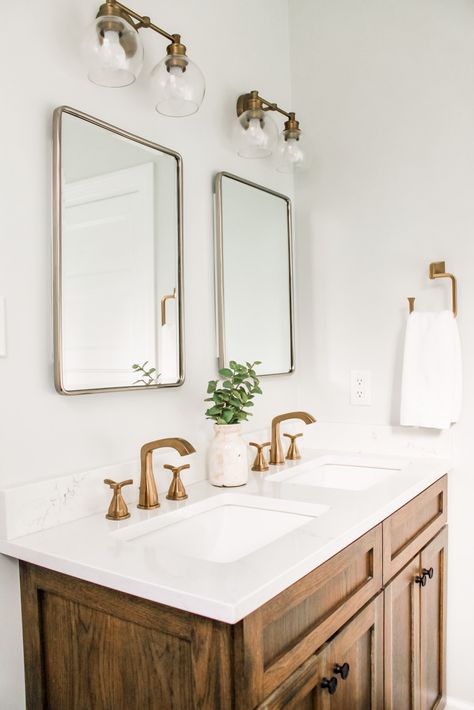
[423,567,434,580]
[334,662,350,680]
[415,573,427,586]
[321,676,338,694]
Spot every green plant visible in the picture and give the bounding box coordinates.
[205,360,262,425]
[132,361,160,386]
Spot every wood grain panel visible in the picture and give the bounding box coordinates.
[234,525,382,703]
[322,593,384,710]
[257,594,383,710]
[420,527,447,710]
[41,591,193,709]
[382,476,447,584]
[20,563,233,710]
[384,555,421,710]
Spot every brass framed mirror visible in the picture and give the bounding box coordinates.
[214,172,295,376]
[53,106,184,394]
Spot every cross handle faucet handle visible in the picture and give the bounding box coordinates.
[249,441,271,472]
[104,479,133,521]
[283,432,303,460]
[164,463,190,501]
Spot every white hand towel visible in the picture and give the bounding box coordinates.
[159,324,179,384]
[400,310,462,429]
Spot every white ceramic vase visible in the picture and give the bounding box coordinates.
[208,423,249,487]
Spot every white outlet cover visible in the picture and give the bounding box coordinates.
[350,369,371,406]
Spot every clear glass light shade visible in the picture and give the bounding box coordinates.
[233,110,278,158]
[82,15,143,87]
[275,131,305,173]
[151,54,205,117]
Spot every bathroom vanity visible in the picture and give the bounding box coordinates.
[7,460,447,710]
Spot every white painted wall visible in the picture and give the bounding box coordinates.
[289,0,474,704]
[0,1,295,705]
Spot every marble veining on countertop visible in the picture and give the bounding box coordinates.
[0,447,450,623]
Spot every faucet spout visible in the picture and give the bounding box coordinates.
[138,437,196,509]
[269,411,316,465]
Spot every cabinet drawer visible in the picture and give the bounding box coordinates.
[382,476,447,584]
[256,593,384,710]
[234,524,382,707]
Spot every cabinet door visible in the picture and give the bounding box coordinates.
[257,595,383,710]
[420,527,447,710]
[320,593,383,710]
[384,555,421,710]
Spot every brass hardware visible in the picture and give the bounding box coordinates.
[429,261,457,317]
[270,412,316,465]
[236,90,301,143]
[104,478,133,520]
[249,441,271,472]
[214,172,295,375]
[165,35,188,72]
[164,463,190,500]
[96,1,175,42]
[407,261,457,317]
[284,432,303,460]
[138,438,195,509]
[96,3,189,72]
[53,106,185,395]
[161,288,176,326]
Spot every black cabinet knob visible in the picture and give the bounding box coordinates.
[423,567,434,579]
[321,676,338,694]
[415,573,427,586]
[334,662,350,680]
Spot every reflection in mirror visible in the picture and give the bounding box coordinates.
[214,173,294,376]
[53,107,183,394]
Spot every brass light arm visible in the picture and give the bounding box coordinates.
[236,91,301,140]
[258,97,293,120]
[101,0,177,42]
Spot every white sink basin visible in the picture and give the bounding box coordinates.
[114,494,329,563]
[270,455,409,491]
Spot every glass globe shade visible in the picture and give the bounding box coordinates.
[81,15,143,88]
[275,131,305,173]
[232,110,278,158]
[151,54,205,117]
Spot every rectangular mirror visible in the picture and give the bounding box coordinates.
[214,172,294,376]
[53,107,184,394]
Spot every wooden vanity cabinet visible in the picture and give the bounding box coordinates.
[19,475,448,710]
[384,526,447,710]
[257,594,384,710]
[383,477,447,710]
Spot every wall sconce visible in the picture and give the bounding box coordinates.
[82,1,205,117]
[233,90,304,172]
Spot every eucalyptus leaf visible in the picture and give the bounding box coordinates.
[204,360,263,423]
[219,368,233,378]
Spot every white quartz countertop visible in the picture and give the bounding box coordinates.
[0,449,450,623]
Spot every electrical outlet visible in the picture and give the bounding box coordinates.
[350,370,371,406]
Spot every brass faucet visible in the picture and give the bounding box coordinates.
[269,411,316,465]
[138,437,196,509]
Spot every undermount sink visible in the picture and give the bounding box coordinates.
[270,455,409,491]
[114,494,329,563]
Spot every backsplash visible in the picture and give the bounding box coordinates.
[0,422,453,540]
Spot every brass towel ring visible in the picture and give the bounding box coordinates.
[408,261,457,317]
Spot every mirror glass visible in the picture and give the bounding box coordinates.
[215,173,294,376]
[54,107,183,394]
